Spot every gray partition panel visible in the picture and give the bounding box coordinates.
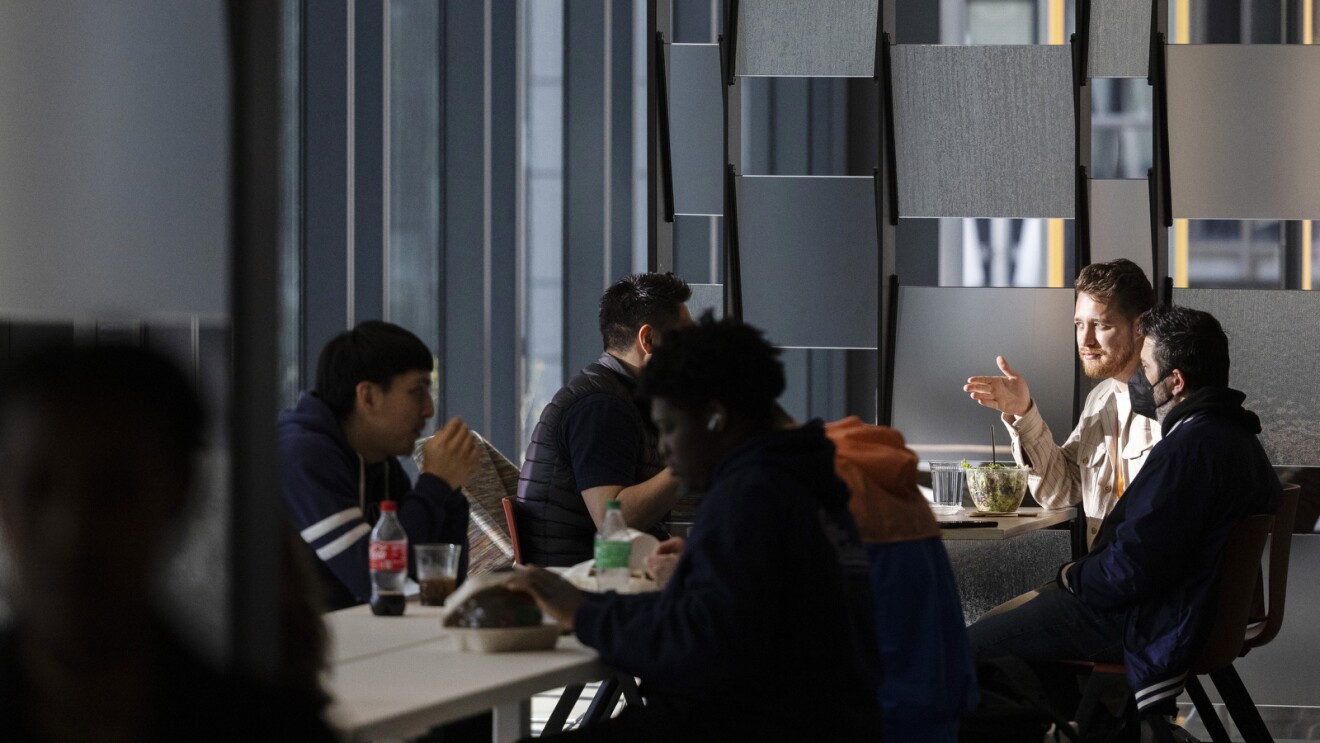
[736,0,877,78]
[1168,46,1320,220]
[1088,0,1151,78]
[893,45,1074,218]
[1089,179,1153,275]
[891,287,1077,462]
[738,176,877,349]
[0,1,228,320]
[1173,289,1320,466]
[670,44,723,216]
[685,283,724,320]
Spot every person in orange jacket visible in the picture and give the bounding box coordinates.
[826,416,979,743]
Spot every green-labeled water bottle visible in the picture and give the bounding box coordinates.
[594,499,631,593]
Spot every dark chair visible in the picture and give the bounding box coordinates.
[1073,484,1299,743]
[1183,483,1299,743]
[501,496,524,566]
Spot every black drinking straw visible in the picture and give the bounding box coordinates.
[990,425,997,465]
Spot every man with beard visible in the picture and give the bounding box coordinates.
[964,259,1159,546]
[967,306,1280,738]
[517,273,691,567]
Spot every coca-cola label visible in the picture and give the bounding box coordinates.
[369,540,407,572]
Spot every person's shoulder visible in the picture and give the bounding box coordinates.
[278,395,345,443]
[282,421,348,460]
[1082,378,1120,408]
[562,388,638,424]
[709,461,796,510]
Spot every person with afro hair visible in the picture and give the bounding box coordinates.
[508,314,883,742]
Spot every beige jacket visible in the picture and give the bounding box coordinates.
[1004,378,1162,545]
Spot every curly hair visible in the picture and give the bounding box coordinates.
[1075,258,1155,320]
[1139,305,1230,390]
[638,313,784,419]
[598,272,692,352]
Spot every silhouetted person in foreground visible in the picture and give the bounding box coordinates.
[0,345,335,743]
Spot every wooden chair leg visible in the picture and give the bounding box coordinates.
[1208,666,1273,743]
[1185,675,1232,743]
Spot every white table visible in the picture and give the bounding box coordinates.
[324,602,611,742]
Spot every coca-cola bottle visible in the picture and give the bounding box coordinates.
[368,500,408,616]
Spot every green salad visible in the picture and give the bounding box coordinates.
[961,461,1028,512]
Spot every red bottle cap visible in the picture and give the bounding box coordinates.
[380,500,398,512]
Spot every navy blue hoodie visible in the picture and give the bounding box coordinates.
[1066,386,1280,711]
[573,422,884,741]
[278,392,469,609]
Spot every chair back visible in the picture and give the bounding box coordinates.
[1191,512,1272,674]
[502,496,524,565]
[1244,482,1300,651]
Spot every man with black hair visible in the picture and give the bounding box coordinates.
[509,316,883,741]
[518,272,692,567]
[968,305,1280,726]
[279,320,479,609]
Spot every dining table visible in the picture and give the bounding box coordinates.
[936,505,1078,539]
[323,601,612,742]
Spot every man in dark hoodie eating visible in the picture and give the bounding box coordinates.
[968,305,1281,729]
[279,321,479,610]
[508,315,883,741]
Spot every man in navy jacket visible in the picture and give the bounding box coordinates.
[279,321,479,609]
[969,305,1280,717]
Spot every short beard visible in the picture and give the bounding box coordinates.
[1079,346,1135,380]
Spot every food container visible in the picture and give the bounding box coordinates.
[440,572,560,653]
[963,463,1030,513]
[446,624,561,653]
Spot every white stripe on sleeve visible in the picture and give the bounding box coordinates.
[300,507,364,543]
[1135,685,1184,711]
[1134,673,1185,701]
[315,523,371,561]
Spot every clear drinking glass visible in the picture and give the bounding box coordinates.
[927,461,966,515]
[415,543,462,606]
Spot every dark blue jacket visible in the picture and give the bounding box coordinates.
[573,423,884,741]
[278,392,469,608]
[1066,387,1280,711]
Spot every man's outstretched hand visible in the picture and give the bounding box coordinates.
[963,355,1033,418]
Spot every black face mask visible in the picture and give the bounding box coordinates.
[1129,367,1172,420]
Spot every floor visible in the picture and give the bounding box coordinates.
[1178,702,1320,742]
[526,690,1320,740]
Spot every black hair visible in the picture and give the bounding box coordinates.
[314,321,433,421]
[638,313,784,420]
[1075,258,1155,320]
[598,272,692,352]
[0,344,206,463]
[1139,305,1230,390]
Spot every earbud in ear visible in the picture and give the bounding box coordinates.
[706,414,722,432]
